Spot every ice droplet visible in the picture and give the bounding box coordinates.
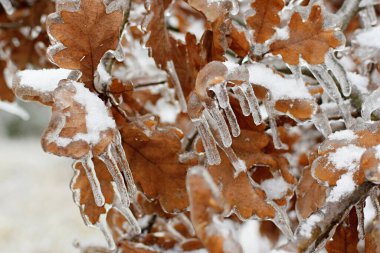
[325,51,352,97]
[195,117,221,165]
[362,87,380,121]
[0,0,15,15]
[100,146,130,208]
[205,102,232,148]
[263,99,288,150]
[308,64,353,127]
[81,154,105,207]
[355,202,365,240]
[241,82,262,125]
[167,60,187,113]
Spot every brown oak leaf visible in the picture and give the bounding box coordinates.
[246,0,285,44]
[187,166,243,253]
[270,5,341,65]
[47,0,123,90]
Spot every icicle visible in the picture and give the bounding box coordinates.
[81,154,105,207]
[355,202,365,240]
[119,206,141,235]
[362,87,380,121]
[359,8,373,29]
[241,82,262,125]
[177,213,195,236]
[205,102,232,148]
[325,51,352,97]
[263,99,288,150]
[195,117,221,165]
[366,5,377,25]
[272,204,294,240]
[100,147,130,208]
[232,86,250,116]
[98,220,116,250]
[112,131,137,199]
[166,60,187,113]
[210,83,240,137]
[229,0,239,15]
[220,145,246,175]
[370,188,380,217]
[308,64,353,127]
[312,109,332,138]
[0,0,15,15]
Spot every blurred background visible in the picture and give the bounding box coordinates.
[0,102,106,253]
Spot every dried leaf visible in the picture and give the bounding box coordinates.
[187,166,243,253]
[246,0,285,44]
[47,0,123,90]
[270,5,341,65]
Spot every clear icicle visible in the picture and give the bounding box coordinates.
[370,188,380,217]
[229,0,239,15]
[355,203,365,240]
[98,220,116,250]
[232,86,251,116]
[100,147,130,208]
[112,131,137,199]
[362,87,380,121]
[205,103,232,148]
[119,206,141,235]
[0,0,15,15]
[81,154,105,207]
[210,83,240,137]
[359,9,373,29]
[167,60,187,113]
[308,64,353,127]
[272,204,293,240]
[263,99,288,150]
[241,82,262,125]
[312,109,332,138]
[224,104,240,137]
[195,117,221,165]
[325,51,352,97]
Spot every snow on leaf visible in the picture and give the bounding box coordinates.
[47,0,123,91]
[186,166,243,253]
[246,0,285,44]
[270,5,341,65]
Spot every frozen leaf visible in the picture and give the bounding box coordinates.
[186,166,243,253]
[47,0,123,90]
[270,5,341,65]
[72,157,114,225]
[187,0,237,22]
[325,208,359,253]
[246,0,285,44]
[120,119,196,212]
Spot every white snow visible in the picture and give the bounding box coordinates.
[0,101,29,120]
[260,177,289,200]
[356,25,380,49]
[328,129,357,141]
[144,97,180,123]
[328,144,366,171]
[326,172,356,202]
[299,213,323,238]
[374,144,380,159]
[347,72,369,94]
[15,69,72,92]
[247,63,312,100]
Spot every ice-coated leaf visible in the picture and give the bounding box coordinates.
[270,5,342,65]
[246,0,285,44]
[47,0,123,90]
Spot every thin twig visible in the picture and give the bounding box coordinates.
[133,80,167,89]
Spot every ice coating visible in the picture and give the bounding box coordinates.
[355,202,365,240]
[325,51,352,97]
[167,60,187,112]
[0,0,14,15]
[81,154,105,206]
[362,87,380,121]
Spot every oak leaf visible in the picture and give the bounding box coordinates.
[270,5,341,65]
[47,0,123,90]
[246,0,285,44]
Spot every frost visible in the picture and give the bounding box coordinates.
[247,63,312,100]
[260,177,289,200]
[355,25,380,49]
[326,172,356,202]
[15,69,74,92]
[328,129,357,141]
[299,213,322,238]
[328,144,366,171]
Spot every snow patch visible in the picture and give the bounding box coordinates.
[328,129,357,141]
[15,69,72,92]
[328,144,366,171]
[260,177,289,200]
